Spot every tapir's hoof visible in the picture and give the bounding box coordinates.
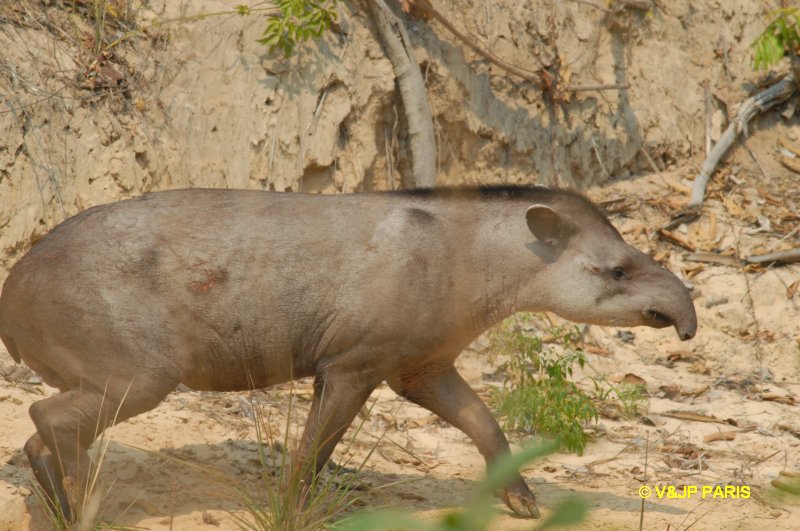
[28,453,73,522]
[500,480,541,519]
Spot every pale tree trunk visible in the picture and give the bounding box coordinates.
[366,0,437,188]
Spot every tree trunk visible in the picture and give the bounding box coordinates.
[366,0,437,188]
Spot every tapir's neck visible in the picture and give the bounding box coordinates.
[448,203,550,334]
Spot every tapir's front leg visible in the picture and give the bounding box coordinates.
[388,365,540,518]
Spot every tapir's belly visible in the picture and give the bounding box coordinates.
[177,331,317,391]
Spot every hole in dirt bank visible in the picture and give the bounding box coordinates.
[300,165,335,194]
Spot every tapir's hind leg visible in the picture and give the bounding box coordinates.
[26,378,176,520]
[24,433,71,518]
[297,367,376,483]
[388,365,541,518]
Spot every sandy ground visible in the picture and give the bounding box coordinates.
[0,2,799,528]
[1,151,799,530]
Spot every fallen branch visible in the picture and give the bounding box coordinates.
[746,247,800,266]
[657,229,696,252]
[703,430,736,443]
[689,72,799,208]
[685,252,742,266]
[661,410,734,425]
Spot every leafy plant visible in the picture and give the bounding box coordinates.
[591,377,648,419]
[258,0,339,57]
[489,316,597,454]
[336,440,588,531]
[753,8,800,70]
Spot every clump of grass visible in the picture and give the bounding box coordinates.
[489,314,597,454]
[232,388,374,531]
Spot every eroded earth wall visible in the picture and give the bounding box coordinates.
[0,0,780,279]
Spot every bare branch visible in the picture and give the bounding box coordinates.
[410,0,628,94]
[411,0,544,85]
[688,72,798,208]
[746,248,800,266]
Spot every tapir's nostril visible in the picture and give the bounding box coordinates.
[677,321,697,341]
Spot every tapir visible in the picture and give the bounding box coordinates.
[0,186,696,519]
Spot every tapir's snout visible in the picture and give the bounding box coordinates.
[640,268,697,341]
[675,310,697,341]
[643,307,696,340]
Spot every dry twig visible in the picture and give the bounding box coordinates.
[746,248,800,266]
[689,73,798,208]
[409,0,627,94]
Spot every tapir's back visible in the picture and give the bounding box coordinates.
[0,189,454,391]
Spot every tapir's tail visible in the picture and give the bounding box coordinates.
[0,288,22,363]
[0,331,21,363]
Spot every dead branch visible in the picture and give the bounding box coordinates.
[746,248,800,266]
[410,0,627,94]
[688,72,799,208]
[685,252,742,266]
[411,0,543,85]
[657,229,696,251]
[367,0,437,188]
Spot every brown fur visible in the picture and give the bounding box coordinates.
[0,187,696,519]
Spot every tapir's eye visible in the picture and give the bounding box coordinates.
[611,267,627,280]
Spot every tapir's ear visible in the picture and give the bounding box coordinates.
[526,204,575,245]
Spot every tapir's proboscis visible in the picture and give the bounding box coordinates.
[0,186,696,519]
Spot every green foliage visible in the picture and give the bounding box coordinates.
[489,316,597,454]
[258,0,339,57]
[591,378,648,419]
[753,8,800,70]
[336,440,588,531]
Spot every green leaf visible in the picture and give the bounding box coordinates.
[538,496,589,529]
[335,510,437,531]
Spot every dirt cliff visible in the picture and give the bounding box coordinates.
[1,1,799,530]
[0,0,782,278]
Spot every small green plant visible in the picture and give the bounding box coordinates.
[489,316,597,454]
[590,377,648,419]
[257,0,339,57]
[753,8,800,70]
[336,440,588,531]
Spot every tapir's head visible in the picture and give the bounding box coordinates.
[523,192,697,341]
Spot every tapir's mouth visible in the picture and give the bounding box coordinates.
[643,309,673,329]
[642,308,697,340]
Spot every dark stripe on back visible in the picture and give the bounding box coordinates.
[388,185,616,232]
